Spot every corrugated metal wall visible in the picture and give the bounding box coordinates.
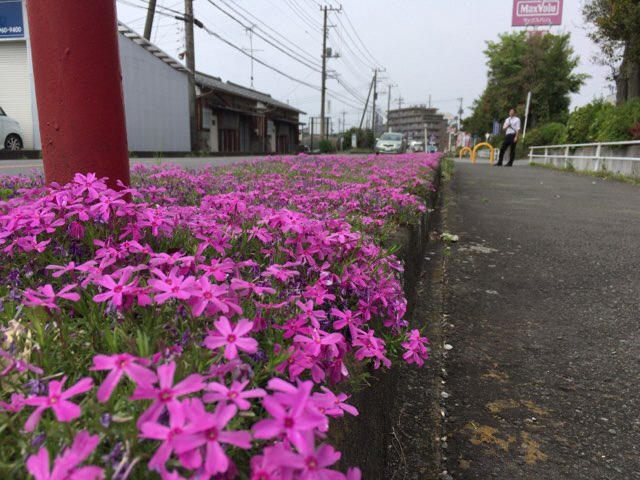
[0,40,34,149]
[118,35,190,152]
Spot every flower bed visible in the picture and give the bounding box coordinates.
[0,153,439,479]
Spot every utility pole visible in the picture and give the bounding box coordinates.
[143,0,157,40]
[185,0,197,152]
[371,68,385,134]
[387,83,397,132]
[341,110,347,133]
[398,95,404,109]
[320,4,341,140]
[242,26,263,89]
[359,74,375,130]
[371,69,377,133]
[457,97,463,130]
[428,94,432,108]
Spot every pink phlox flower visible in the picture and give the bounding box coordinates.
[275,347,314,381]
[203,380,266,410]
[23,376,93,432]
[195,230,232,255]
[23,283,81,310]
[71,172,108,201]
[352,329,391,369]
[174,399,251,475]
[93,268,138,308]
[149,251,196,270]
[252,379,326,444]
[270,431,343,480]
[0,346,44,377]
[312,387,358,417]
[294,328,344,358]
[295,300,327,329]
[230,278,276,297]
[197,257,236,281]
[280,316,311,340]
[15,235,51,253]
[89,191,127,221]
[130,361,205,428]
[90,353,157,402]
[188,277,231,317]
[401,329,429,367]
[148,267,196,304]
[204,317,257,360]
[93,239,120,261]
[139,401,188,472]
[262,264,300,282]
[46,261,77,278]
[250,448,295,480]
[248,225,274,243]
[26,430,103,480]
[303,283,336,305]
[0,392,26,413]
[330,308,362,339]
[76,257,116,286]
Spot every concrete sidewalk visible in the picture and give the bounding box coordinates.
[442,162,640,479]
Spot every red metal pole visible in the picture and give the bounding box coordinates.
[26,0,130,189]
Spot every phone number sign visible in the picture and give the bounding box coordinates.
[0,0,24,40]
[512,0,563,27]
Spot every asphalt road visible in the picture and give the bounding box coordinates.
[0,155,262,176]
[443,162,640,479]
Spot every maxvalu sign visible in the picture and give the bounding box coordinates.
[512,0,563,27]
[0,0,24,40]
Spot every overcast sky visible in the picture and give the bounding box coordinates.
[116,0,611,129]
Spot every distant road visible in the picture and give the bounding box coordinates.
[0,155,264,177]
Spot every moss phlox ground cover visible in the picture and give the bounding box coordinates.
[0,153,438,479]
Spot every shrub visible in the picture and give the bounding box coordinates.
[564,99,611,144]
[596,97,640,141]
[524,122,566,147]
[318,138,335,153]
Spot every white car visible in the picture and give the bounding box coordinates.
[0,107,24,150]
[375,132,407,154]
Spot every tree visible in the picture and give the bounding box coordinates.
[464,32,587,136]
[583,0,640,104]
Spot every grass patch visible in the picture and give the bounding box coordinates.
[529,161,640,186]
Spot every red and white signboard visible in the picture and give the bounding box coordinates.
[512,0,563,27]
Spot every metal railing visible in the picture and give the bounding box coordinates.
[529,140,640,176]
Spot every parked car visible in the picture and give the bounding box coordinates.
[409,140,424,152]
[0,107,23,150]
[426,145,438,153]
[375,132,407,154]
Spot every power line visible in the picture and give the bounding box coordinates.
[218,0,320,67]
[204,0,323,74]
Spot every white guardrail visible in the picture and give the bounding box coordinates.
[529,140,640,178]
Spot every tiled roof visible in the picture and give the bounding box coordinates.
[195,72,305,115]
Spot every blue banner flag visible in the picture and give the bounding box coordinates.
[492,119,501,135]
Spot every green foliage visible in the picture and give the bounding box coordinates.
[583,0,640,61]
[564,99,613,143]
[464,31,587,136]
[341,127,375,149]
[318,138,335,153]
[524,122,566,147]
[595,96,640,140]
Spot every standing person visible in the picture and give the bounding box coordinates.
[495,108,521,166]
